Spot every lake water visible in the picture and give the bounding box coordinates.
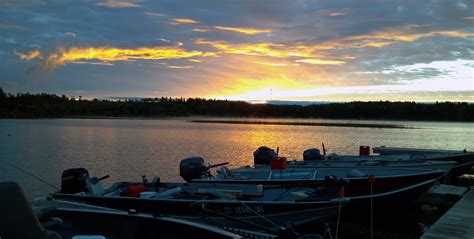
[1,118,473,199]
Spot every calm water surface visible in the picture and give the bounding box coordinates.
[1,118,473,199]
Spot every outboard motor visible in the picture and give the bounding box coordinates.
[253,146,277,165]
[303,148,322,161]
[61,168,90,194]
[180,157,207,182]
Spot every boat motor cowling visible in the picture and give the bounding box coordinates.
[253,146,277,165]
[180,157,207,182]
[61,168,90,194]
[303,148,322,161]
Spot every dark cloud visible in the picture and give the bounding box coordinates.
[0,0,472,101]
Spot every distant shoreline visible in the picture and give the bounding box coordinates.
[1,115,472,125]
[2,89,473,122]
[188,119,415,129]
[0,116,417,129]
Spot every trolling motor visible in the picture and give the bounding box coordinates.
[179,157,229,182]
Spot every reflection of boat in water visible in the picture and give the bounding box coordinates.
[0,182,246,239]
[51,168,348,233]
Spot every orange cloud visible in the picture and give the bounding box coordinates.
[96,0,141,8]
[165,65,194,69]
[0,22,30,31]
[327,26,474,50]
[329,12,346,16]
[192,28,210,32]
[144,12,166,17]
[195,39,314,58]
[196,25,473,71]
[195,39,347,65]
[432,31,474,38]
[252,62,288,66]
[295,59,345,65]
[14,49,41,61]
[71,61,113,66]
[170,18,199,24]
[214,26,272,35]
[17,46,211,70]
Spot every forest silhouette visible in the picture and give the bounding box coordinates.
[1,88,472,121]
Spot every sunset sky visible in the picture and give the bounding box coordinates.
[1,0,473,102]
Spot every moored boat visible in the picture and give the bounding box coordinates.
[51,168,348,233]
[188,161,445,197]
[251,146,472,180]
[372,146,474,165]
[179,156,445,212]
[0,181,247,239]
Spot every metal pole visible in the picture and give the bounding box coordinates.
[370,183,373,239]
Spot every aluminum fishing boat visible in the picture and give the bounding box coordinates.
[51,168,348,233]
[0,182,246,239]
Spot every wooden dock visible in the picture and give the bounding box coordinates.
[421,187,474,239]
[418,184,468,206]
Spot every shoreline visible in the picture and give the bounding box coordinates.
[1,115,473,124]
[188,119,415,129]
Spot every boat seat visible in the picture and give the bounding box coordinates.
[85,177,105,196]
[0,182,61,239]
[34,206,63,230]
[216,166,233,179]
[347,169,367,178]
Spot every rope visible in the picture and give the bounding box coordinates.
[335,199,342,238]
[324,223,333,239]
[337,142,356,155]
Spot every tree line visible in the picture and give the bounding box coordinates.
[1,88,473,121]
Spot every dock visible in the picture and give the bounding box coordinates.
[421,187,474,239]
[418,184,468,206]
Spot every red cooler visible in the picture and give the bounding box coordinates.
[271,157,288,170]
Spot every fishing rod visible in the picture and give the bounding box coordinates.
[6,162,60,191]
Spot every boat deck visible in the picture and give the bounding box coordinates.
[421,187,474,239]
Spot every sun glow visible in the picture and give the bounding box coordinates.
[207,77,317,101]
